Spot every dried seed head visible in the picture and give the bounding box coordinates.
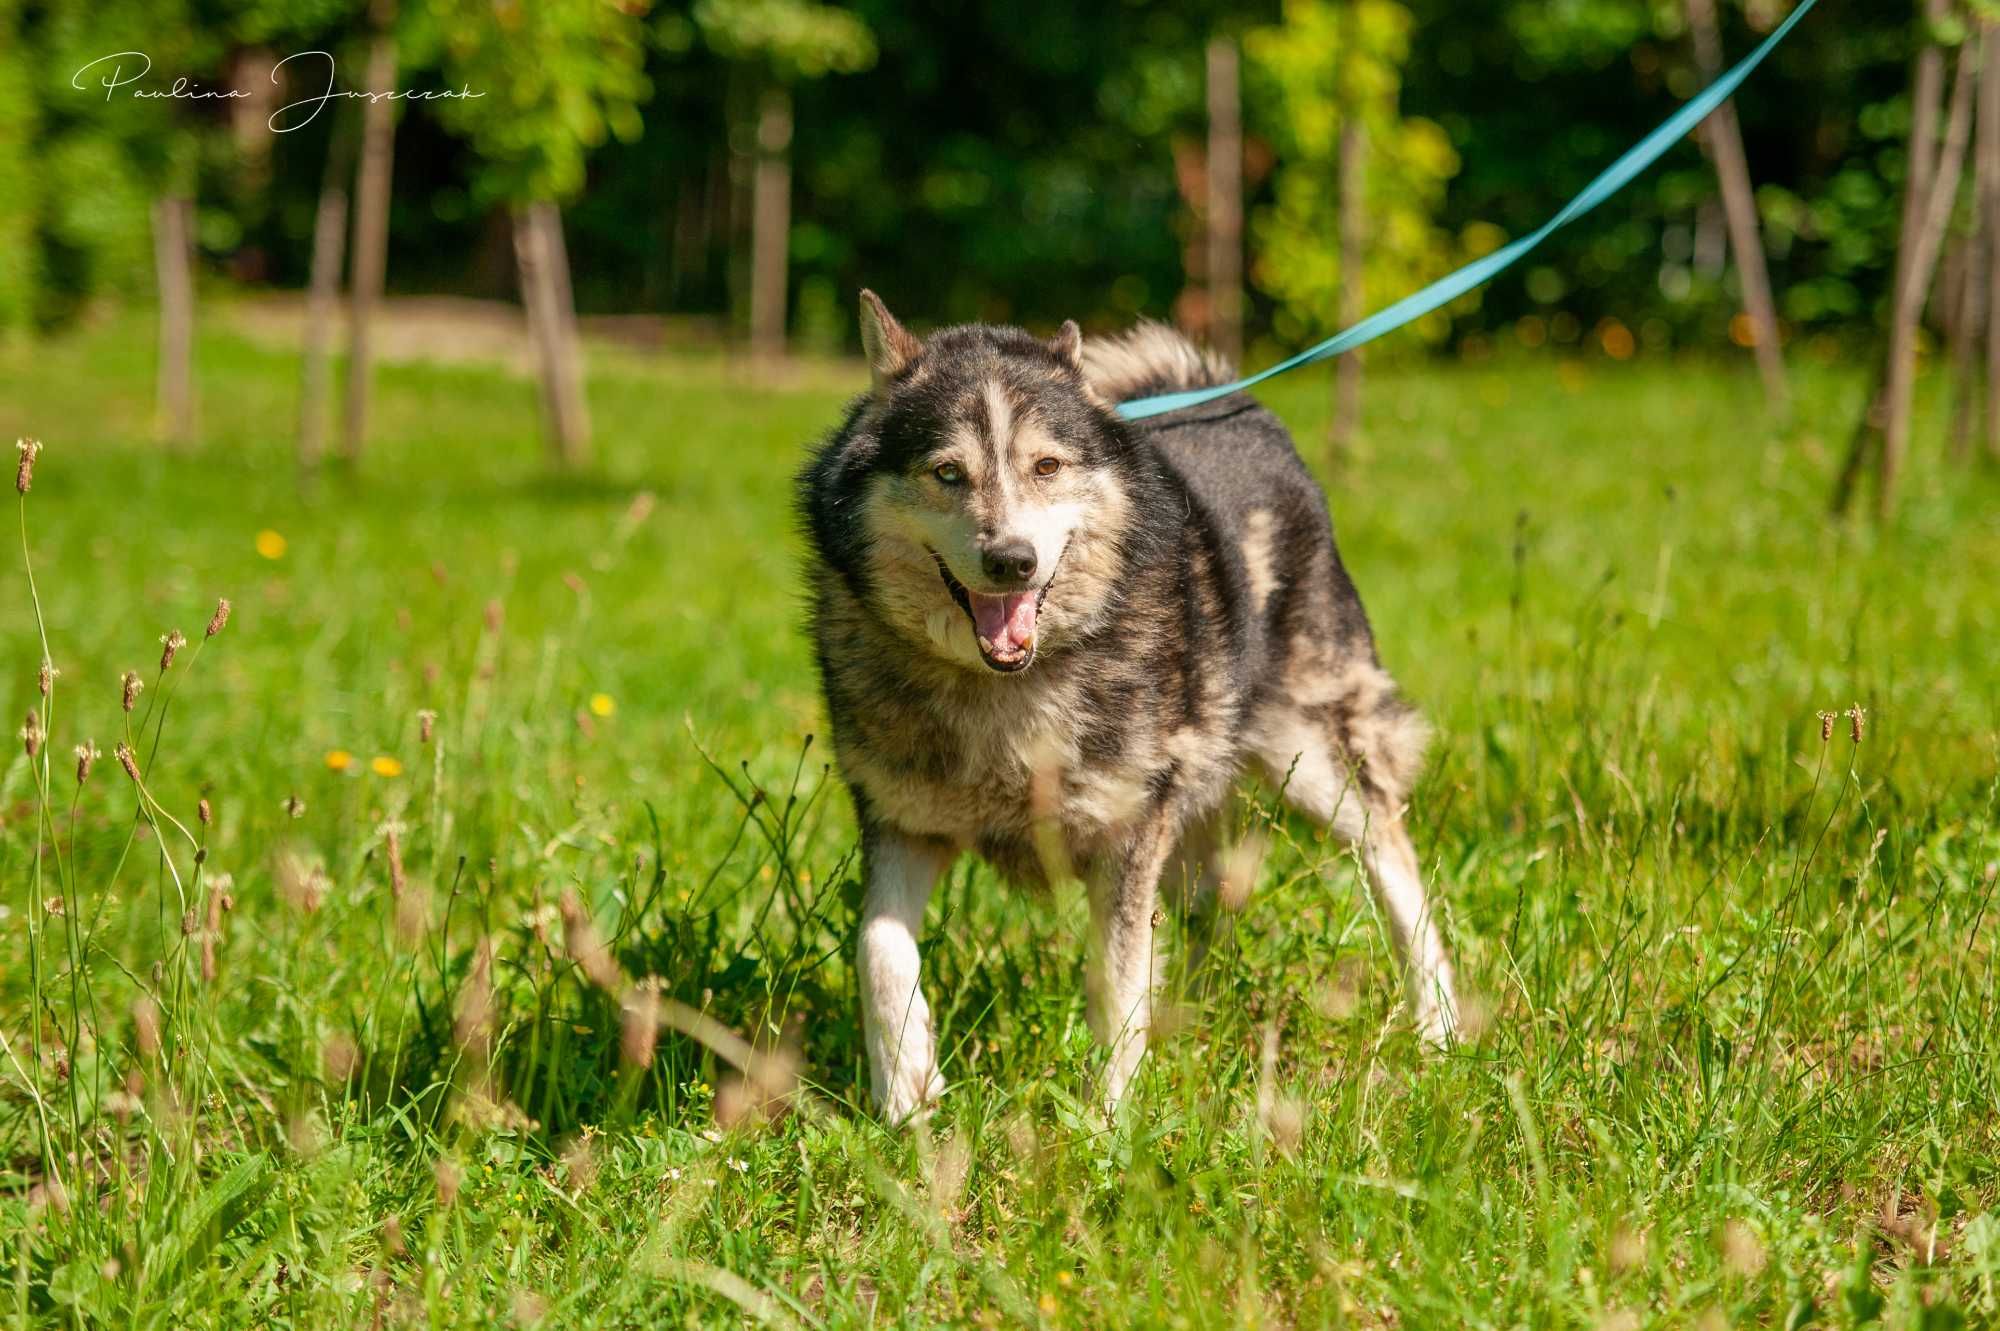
[206,874,235,932]
[276,851,326,914]
[453,937,495,1056]
[1719,1219,1766,1277]
[558,889,622,991]
[433,1158,462,1209]
[511,1288,549,1327]
[1608,1222,1649,1274]
[384,825,408,900]
[133,996,161,1061]
[1262,1094,1306,1157]
[74,741,99,785]
[382,1214,406,1258]
[159,630,187,672]
[204,598,231,639]
[418,709,436,744]
[43,895,65,918]
[37,659,57,696]
[484,598,504,634]
[620,981,661,1068]
[198,797,212,826]
[1848,705,1866,744]
[560,1136,597,1192]
[21,710,41,759]
[181,909,199,936]
[121,671,144,712]
[15,437,40,494]
[394,890,429,948]
[284,794,305,818]
[28,1179,68,1216]
[323,1032,359,1081]
[1818,711,1836,743]
[1217,833,1270,914]
[115,742,140,783]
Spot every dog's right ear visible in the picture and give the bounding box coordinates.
[859,289,923,393]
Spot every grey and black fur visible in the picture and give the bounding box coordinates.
[799,293,1458,1120]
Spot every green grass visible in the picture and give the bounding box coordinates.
[2,310,1998,1329]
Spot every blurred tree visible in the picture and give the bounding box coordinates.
[0,0,1966,398]
[1981,19,2000,461]
[1835,0,1976,517]
[1686,0,1788,412]
[1247,0,1462,450]
[0,1,39,338]
[428,0,655,464]
[1206,34,1244,366]
[36,0,211,443]
[340,0,401,464]
[691,0,875,366]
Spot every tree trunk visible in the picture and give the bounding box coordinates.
[1835,4,1957,516]
[749,84,792,370]
[340,6,398,464]
[1948,232,1983,459]
[298,125,353,470]
[1331,119,1367,453]
[1879,37,1977,515]
[152,195,195,447]
[1205,36,1243,367]
[1984,22,2000,460]
[1686,0,1789,413]
[514,202,589,466]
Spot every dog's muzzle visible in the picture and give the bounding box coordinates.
[931,549,1060,673]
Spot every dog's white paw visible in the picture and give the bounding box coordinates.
[1410,990,1460,1050]
[875,1061,945,1125]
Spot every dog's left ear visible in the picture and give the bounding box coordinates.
[1049,319,1083,371]
[859,289,924,393]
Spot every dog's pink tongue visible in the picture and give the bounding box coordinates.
[970,591,1039,657]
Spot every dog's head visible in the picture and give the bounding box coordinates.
[809,291,1140,675]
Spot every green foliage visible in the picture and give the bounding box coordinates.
[1247,0,1466,350]
[691,0,876,80]
[427,0,654,204]
[0,0,1977,354]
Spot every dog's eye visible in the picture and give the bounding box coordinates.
[1034,457,1061,478]
[934,462,963,485]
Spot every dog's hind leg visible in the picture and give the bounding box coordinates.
[1086,812,1175,1113]
[858,826,956,1122]
[1249,686,1460,1047]
[1350,813,1459,1046]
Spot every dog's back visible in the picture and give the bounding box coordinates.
[1082,326,1390,763]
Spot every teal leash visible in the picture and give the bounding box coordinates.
[1115,0,1822,421]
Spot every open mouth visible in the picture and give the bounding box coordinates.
[931,550,1059,673]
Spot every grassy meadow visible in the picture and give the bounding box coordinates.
[2,311,1999,1328]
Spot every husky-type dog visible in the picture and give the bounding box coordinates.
[799,292,1459,1120]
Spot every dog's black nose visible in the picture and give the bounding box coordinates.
[980,540,1038,585]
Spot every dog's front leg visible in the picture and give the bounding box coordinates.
[1086,814,1174,1114]
[858,825,955,1123]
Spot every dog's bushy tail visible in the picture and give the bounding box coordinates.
[1080,322,1235,406]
